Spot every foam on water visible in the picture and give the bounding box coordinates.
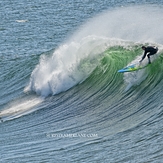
[0,97,43,122]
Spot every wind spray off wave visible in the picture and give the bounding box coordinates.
[25,5,163,97]
[25,36,111,97]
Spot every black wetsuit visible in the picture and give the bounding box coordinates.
[142,46,158,61]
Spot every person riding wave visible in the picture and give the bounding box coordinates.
[140,46,158,64]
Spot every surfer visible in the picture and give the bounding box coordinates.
[140,46,158,64]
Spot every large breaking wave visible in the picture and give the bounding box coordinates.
[25,5,163,97]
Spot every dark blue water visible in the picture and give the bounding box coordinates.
[1,0,163,162]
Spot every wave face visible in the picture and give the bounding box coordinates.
[1,3,163,163]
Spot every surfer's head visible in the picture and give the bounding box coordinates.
[142,46,146,50]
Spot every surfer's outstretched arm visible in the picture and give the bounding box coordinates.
[140,52,146,62]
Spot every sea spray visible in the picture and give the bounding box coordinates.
[25,37,111,96]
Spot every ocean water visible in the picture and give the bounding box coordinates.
[1,0,163,162]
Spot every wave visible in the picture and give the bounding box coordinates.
[25,38,163,97]
[25,5,163,97]
[1,5,163,125]
[2,42,163,122]
[25,37,133,96]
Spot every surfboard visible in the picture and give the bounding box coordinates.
[118,64,148,73]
